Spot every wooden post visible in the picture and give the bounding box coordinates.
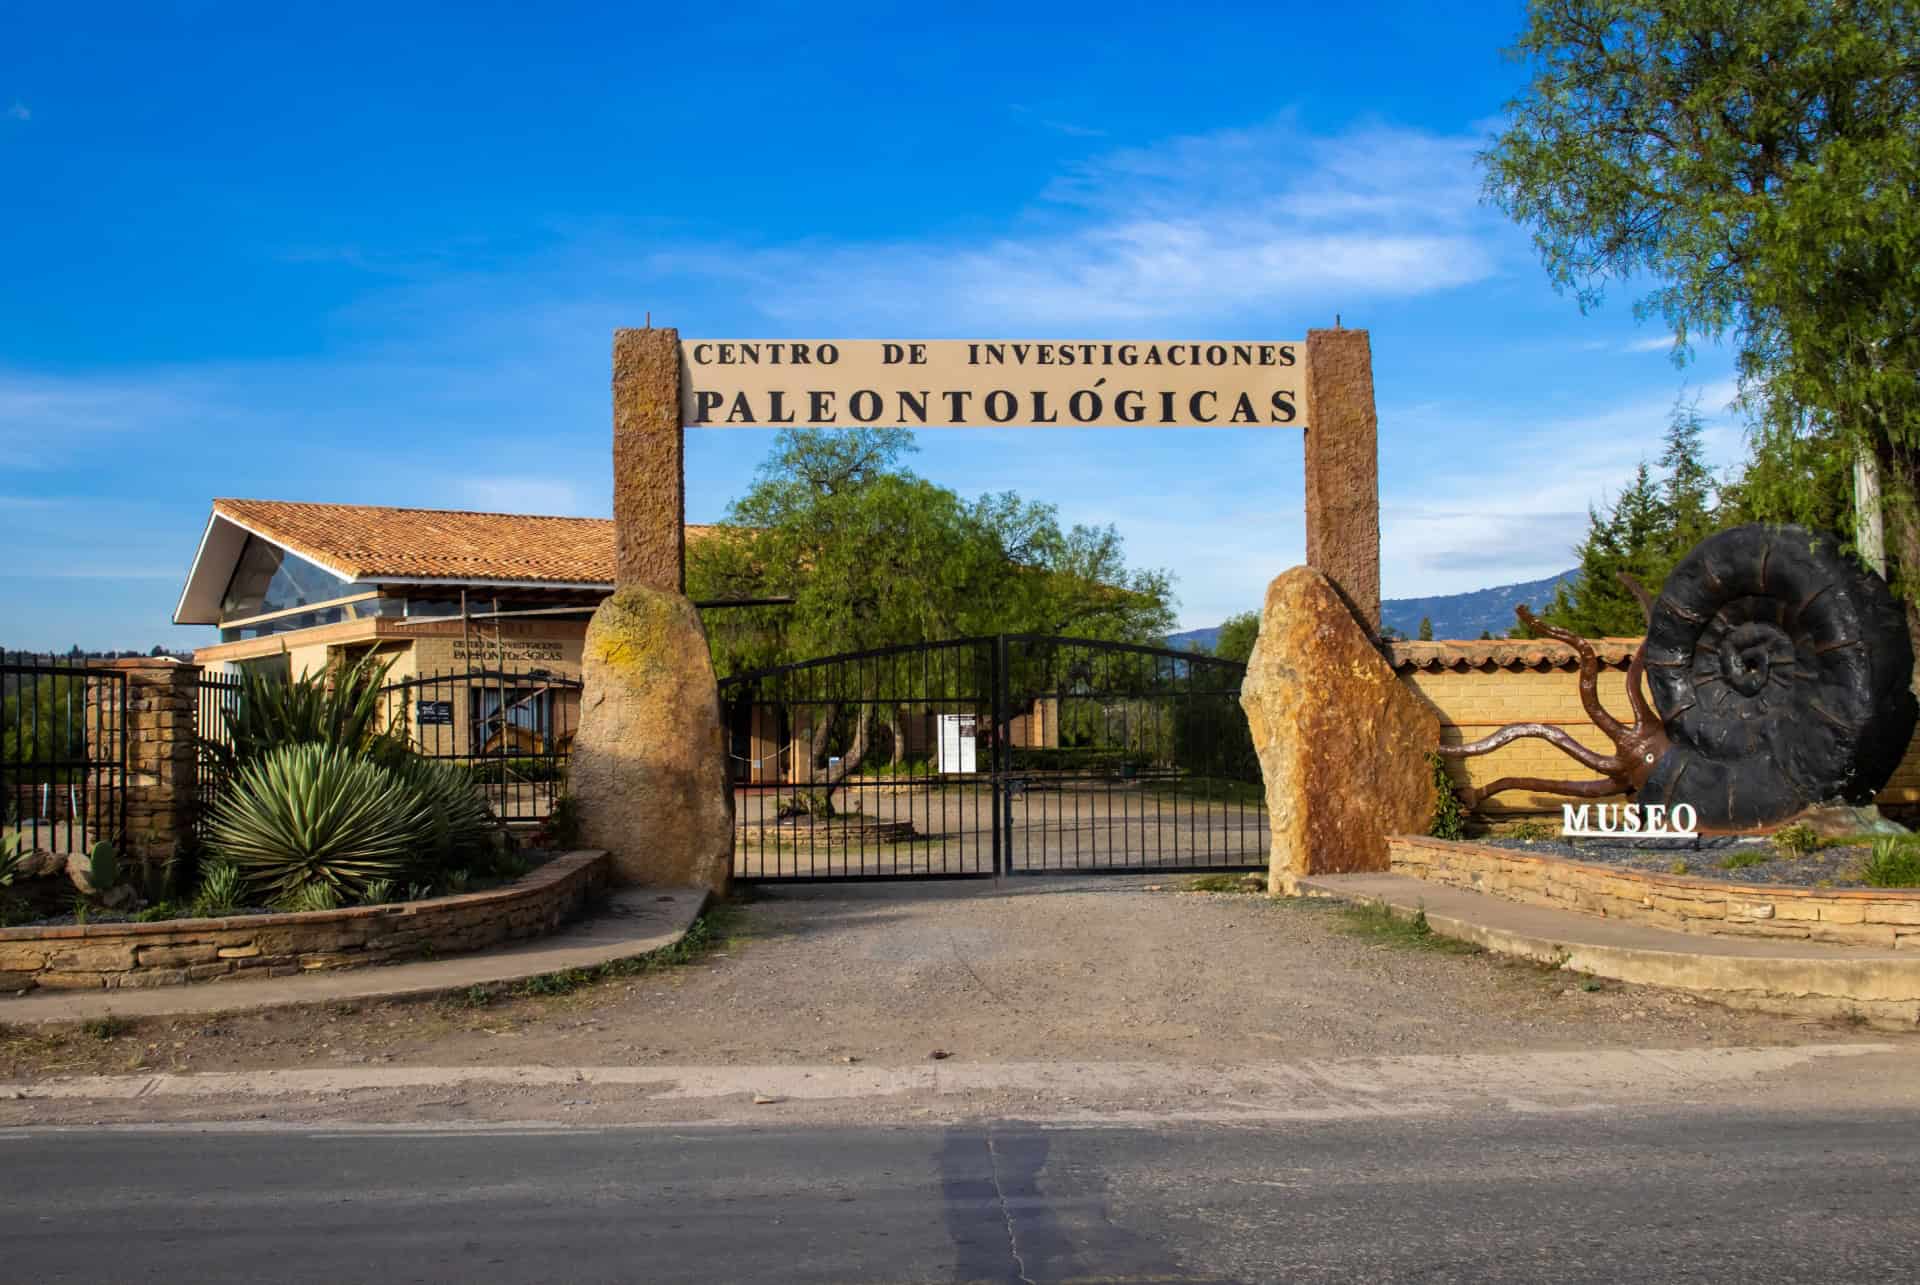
[1303,328,1382,634]
[611,327,686,592]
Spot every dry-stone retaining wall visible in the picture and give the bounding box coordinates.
[1390,835,1920,949]
[0,850,609,994]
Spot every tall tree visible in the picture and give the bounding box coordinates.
[1483,0,1920,597]
[689,429,1176,784]
[1536,402,1722,636]
[1213,611,1260,664]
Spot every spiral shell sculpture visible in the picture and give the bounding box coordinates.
[1439,524,1918,832]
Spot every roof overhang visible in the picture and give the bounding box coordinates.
[174,508,616,626]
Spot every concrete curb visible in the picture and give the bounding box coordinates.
[1299,873,1920,1029]
[0,887,710,1025]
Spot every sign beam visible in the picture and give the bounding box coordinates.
[611,324,1382,634]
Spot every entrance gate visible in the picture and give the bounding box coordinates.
[720,636,1267,881]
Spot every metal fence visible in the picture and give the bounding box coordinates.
[191,670,243,844]
[718,634,1266,882]
[373,666,582,822]
[189,663,581,829]
[1,653,127,855]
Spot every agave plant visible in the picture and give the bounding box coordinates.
[205,652,408,774]
[390,756,494,874]
[192,860,244,916]
[206,744,432,902]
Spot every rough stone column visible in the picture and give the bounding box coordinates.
[612,327,686,592]
[576,326,734,891]
[1303,328,1381,636]
[92,659,199,869]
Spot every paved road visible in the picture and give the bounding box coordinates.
[7,1109,1917,1283]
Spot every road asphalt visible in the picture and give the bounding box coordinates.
[5,1107,1916,1283]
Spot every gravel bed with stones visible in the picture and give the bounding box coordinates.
[1479,836,1879,887]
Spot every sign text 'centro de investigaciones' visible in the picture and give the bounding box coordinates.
[680,339,1306,429]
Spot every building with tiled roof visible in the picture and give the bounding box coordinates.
[175,499,722,682]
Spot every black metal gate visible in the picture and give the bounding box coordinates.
[1,654,128,857]
[719,635,1267,882]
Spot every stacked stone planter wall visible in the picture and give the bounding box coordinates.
[0,850,610,995]
[1389,835,1920,950]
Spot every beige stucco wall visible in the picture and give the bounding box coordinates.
[1400,656,1920,815]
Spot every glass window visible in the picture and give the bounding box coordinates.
[220,537,356,621]
[471,687,556,755]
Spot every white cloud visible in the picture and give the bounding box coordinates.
[1379,380,1744,597]
[5,102,27,122]
[1624,333,1678,353]
[649,119,1503,329]
[0,369,221,467]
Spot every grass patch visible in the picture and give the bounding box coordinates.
[1333,901,1480,954]
[1771,823,1821,857]
[1184,872,1265,894]
[81,1015,129,1041]
[1718,849,1770,871]
[1860,837,1920,888]
[1140,778,1266,808]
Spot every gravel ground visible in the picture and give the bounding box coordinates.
[1480,836,1883,887]
[0,876,1842,1084]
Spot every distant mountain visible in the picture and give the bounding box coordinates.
[1165,570,1579,652]
[1380,570,1578,641]
[1166,624,1222,652]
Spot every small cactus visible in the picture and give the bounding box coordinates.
[85,840,121,891]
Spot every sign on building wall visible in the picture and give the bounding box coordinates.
[681,339,1306,429]
[451,640,567,664]
[416,699,453,727]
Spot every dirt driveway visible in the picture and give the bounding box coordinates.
[0,876,1836,1083]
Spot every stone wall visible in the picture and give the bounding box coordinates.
[1390,835,1920,949]
[0,850,609,994]
[1390,638,1920,814]
[88,659,199,868]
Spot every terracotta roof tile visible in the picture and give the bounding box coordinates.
[1388,637,1641,672]
[213,498,724,586]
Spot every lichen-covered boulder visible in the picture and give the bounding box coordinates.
[1240,566,1438,892]
[570,587,733,891]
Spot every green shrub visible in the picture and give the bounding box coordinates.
[0,828,25,887]
[1719,849,1769,871]
[1861,837,1920,888]
[1505,817,1554,842]
[192,861,244,916]
[360,878,395,906]
[536,794,582,850]
[390,756,494,874]
[205,652,407,774]
[1772,823,1821,857]
[280,881,342,913]
[206,744,431,903]
[1426,752,1467,841]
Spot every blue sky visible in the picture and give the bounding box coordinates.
[3,1,1741,651]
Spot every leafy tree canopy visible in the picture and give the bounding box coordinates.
[1213,611,1260,664]
[689,429,1176,674]
[1484,0,1920,591]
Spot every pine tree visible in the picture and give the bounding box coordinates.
[1417,617,1434,641]
[1533,402,1723,638]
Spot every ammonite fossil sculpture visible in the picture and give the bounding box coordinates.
[1439,525,1919,832]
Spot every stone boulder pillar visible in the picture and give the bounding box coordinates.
[570,587,733,892]
[1240,567,1438,894]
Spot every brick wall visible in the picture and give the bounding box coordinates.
[1390,835,1920,949]
[0,850,609,994]
[1389,639,1920,814]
